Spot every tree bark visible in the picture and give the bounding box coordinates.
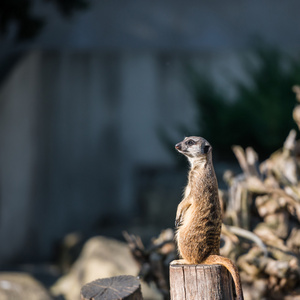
[170,264,234,300]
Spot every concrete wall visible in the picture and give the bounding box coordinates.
[0,50,202,262]
[0,52,40,262]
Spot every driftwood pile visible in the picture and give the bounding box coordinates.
[123,230,176,300]
[125,86,300,300]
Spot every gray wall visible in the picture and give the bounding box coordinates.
[0,50,199,262]
[0,52,40,262]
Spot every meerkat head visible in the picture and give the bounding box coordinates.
[175,136,212,164]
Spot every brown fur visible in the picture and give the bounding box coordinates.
[172,136,243,300]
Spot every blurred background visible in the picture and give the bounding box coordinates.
[1,0,300,298]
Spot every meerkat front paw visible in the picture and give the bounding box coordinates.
[175,202,190,228]
[175,215,183,228]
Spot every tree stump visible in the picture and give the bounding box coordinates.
[80,275,143,300]
[170,264,234,300]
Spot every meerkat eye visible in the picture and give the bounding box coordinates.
[187,140,196,146]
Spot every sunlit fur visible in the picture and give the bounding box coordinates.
[175,136,221,262]
[173,136,244,300]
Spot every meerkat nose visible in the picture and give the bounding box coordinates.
[175,143,181,150]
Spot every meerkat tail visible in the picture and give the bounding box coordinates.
[202,255,244,300]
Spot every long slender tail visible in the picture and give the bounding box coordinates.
[202,255,244,300]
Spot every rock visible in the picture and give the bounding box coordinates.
[0,272,52,300]
[51,236,162,300]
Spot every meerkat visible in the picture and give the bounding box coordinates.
[172,136,244,300]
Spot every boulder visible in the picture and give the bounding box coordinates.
[0,272,52,300]
[51,236,162,300]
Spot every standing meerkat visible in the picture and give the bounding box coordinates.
[172,136,244,300]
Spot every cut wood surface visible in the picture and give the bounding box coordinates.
[80,275,143,300]
[170,264,234,300]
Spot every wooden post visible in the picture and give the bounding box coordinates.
[80,275,143,300]
[170,264,234,300]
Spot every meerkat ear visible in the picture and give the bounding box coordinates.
[203,145,210,154]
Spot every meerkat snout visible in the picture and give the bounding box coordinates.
[175,143,181,150]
